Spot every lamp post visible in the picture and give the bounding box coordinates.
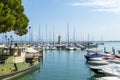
[5,35,7,46]
[10,35,13,46]
[5,35,13,47]
[8,38,10,46]
[29,26,31,44]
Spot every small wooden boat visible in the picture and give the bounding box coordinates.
[0,44,42,79]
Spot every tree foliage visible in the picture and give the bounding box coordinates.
[0,0,29,36]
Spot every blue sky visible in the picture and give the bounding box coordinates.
[22,0,120,41]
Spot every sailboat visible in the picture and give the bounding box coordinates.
[44,24,50,50]
[72,27,81,50]
[82,33,98,48]
[66,22,74,50]
[100,35,104,45]
[50,26,57,50]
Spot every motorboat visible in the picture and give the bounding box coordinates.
[86,48,102,53]
[89,63,119,73]
[87,60,109,65]
[107,58,120,64]
[84,53,116,61]
[95,76,120,80]
[100,66,120,77]
[88,57,104,61]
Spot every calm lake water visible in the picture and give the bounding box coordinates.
[16,42,120,80]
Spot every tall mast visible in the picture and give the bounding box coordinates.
[102,35,103,42]
[81,32,82,42]
[39,25,41,43]
[73,27,75,43]
[46,24,47,44]
[49,30,51,44]
[31,26,33,44]
[53,25,55,46]
[67,22,69,44]
[88,33,90,42]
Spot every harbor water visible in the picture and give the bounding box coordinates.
[15,42,120,80]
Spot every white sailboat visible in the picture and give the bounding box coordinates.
[44,24,50,50]
[66,22,74,51]
[51,26,57,50]
[73,27,81,50]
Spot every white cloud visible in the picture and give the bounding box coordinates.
[71,0,120,13]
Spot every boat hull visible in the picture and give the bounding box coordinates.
[0,62,40,80]
[90,68,101,73]
[87,60,109,65]
[95,77,120,80]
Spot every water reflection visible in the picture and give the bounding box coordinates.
[13,50,95,80]
[39,50,94,80]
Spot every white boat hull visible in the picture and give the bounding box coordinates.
[89,57,103,61]
[95,77,120,80]
[87,60,109,65]
[101,68,120,77]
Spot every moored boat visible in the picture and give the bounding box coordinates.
[89,63,119,73]
[84,53,116,61]
[95,76,120,80]
[100,67,120,77]
[0,44,41,79]
[87,60,109,65]
[86,48,102,53]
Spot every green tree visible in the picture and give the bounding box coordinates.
[0,0,29,36]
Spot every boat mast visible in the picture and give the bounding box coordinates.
[49,29,51,44]
[88,33,90,42]
[102,35,103,42]
[46,24,47,44]
[67,22,69,44]
[31,26,33,44]
[81,32,82,42]
[73,27,75,43]
[53,25,55,46]
[39,25,41,44]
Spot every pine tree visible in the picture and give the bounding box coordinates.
[0,0,29,36]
